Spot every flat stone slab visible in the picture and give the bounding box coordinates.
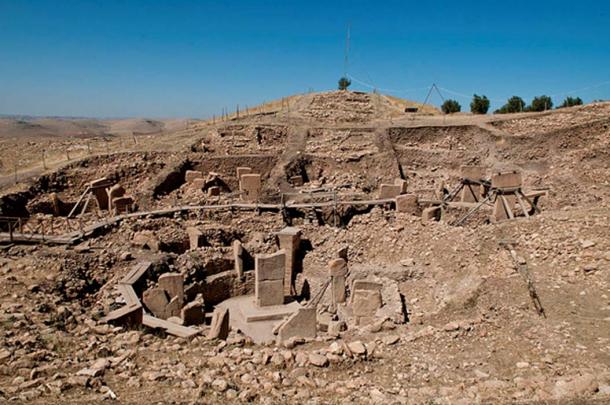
[142,314,199,338]
[216,295,301,344]
[242,299,301,322]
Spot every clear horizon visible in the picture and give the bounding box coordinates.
[1,0,609,118]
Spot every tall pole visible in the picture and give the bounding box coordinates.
[344,23,351,77]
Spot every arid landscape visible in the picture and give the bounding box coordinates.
[0,90,609,404]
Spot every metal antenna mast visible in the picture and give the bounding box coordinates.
[344,23,351,76]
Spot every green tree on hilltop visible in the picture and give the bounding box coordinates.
[338,77,351,90]
[470,94,490,114]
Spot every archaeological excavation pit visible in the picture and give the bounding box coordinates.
[2,90,608,404]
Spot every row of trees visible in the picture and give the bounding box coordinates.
[441,95,584,114]
[336,77,586,115]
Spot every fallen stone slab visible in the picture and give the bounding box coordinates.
[120,261,152,285]
[277,307,317,343]
[142,314,199,338]
[100,303,143,326]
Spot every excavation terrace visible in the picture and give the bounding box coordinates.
[0,91,609,403]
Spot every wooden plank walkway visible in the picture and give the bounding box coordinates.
[0,197,400,245]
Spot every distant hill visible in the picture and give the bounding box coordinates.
[0,117,193,138]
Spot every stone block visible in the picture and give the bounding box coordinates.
[159,273,184,304]
[240,174,261,202]
[50,193,63,216]
[352,280,383,292]
[106,184,125,211]
[181,301,204,326]
[185,170,203,183]
[89,177,111,188]
[167,316,184,325]
[328,258,347,277]
[290,175,304,187]
[208,307,230,340]
[421,206,441,224]
[336,246,349,260]
[207,186,220,196]
[112,196,134,214]
[395,194,419,214]
[331,274,346,304]
[233,240,244,278]
[394,178,408,193]
[142,288,169,318]
[461,166,484,181]
[88,178,112,210]
[379,184,402,199]
[132,231,160,252]
[165,296,182,319]
[190,178,206,190]
[186,227,204,250]
[277,308,317,343]
[236,167,252,180]
[277,227,301,296]
[255,251,286,281]
[352,289,382,317]
[103,303,143,326]
[491,171,522,190]
[255,279,284,307]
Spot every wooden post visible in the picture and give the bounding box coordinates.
[42,151,47,169]
[8,220,13,242]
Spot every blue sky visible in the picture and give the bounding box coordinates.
[1,0,609,118]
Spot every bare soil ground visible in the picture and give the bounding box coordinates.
[0,91,609,404]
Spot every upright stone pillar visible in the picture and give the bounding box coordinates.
[240,174,261,202]
[254,251,286,307]
[106,184,125,212]
[158,273,184,307]
[277,227,301,296]
[88,177,112,210]
[328,258,347,307]
[186,227,204,250]
[233,240,244,279]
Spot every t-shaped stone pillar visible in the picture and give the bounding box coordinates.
[240,173,261,202]
[254,251,286,307]
[328,258,347,309]
[276,227,301,296]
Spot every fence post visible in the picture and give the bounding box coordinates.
[8,220,13,242]
[42,151,47,169]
